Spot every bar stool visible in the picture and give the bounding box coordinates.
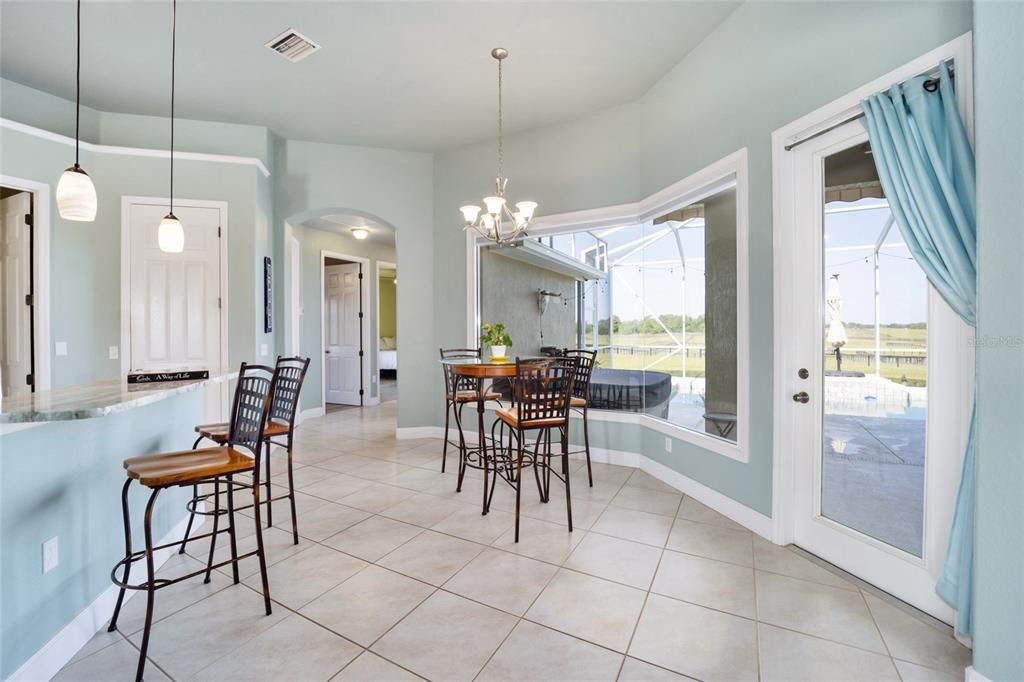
[563,349,597,487]
[439,347,501,474]
[107,363,276,682]
[179,355,309,551]
[491,357,577,542]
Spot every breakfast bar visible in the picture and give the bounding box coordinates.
[0,372,234,675]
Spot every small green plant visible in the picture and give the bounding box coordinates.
[480,322,512,347]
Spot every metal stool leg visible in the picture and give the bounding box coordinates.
[226,473,240,584]
[107,478,133,632]
[134,488,161,682]
[252,479,273,615]
[561,425,573,532]
[442,400,452,473]
[203,478,221,583]
[582,405,594,487]
[286,435,299,545]
[264,440,273,529]
[514,434,525,543]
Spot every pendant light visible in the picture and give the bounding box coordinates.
[157,0,185,253]
[56,0,97,222]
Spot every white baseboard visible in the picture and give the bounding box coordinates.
[965,666,991,682]
[296,407,325,425]
[8,511,203,682]
[638,456,773,540]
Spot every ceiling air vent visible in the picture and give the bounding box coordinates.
[265,29,321,63]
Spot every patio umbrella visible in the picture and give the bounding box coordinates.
[827,274,848,371]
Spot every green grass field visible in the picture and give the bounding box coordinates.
[593,325,928,386]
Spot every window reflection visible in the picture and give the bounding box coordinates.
[477,182,740,443]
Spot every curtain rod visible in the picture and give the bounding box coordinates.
[784,68,954,152]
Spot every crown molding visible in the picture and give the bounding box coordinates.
[0,117,271,178]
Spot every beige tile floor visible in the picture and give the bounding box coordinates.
[57,402,970,682]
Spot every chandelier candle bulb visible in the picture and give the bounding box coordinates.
[484,196,506,216]
[460,205,482,224]
[515,201,537,221]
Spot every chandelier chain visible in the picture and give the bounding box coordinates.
[496,55,503,187]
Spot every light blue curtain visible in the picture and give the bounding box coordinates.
[862,65,976,638]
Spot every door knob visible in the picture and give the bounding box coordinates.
[792,391,810,404]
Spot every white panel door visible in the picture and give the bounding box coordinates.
[129,202,221,372]
[1,192,32,398]
[325,263,361,405]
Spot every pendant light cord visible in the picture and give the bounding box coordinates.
[74,0,81,167]
[169,0,176,214]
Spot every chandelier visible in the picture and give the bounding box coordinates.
[460,48,537,245]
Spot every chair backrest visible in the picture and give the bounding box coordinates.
[511,357,575,427]
[269,355,310,430]
[562,349,597,400]
[440,347,481,396]
[228,363,276,457]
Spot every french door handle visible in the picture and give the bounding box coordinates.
[792,391,810,404]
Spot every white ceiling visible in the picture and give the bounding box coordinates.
[302,212,396,246]
[0,1,739,151]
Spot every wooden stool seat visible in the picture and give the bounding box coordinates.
[570,396,587,408]
[195,420,289,443]
[449,390,502,403]
[124,447,255,487]
[496,406,567,429]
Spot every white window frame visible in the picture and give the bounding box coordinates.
[466,148,750,462]
[770,32,974,549]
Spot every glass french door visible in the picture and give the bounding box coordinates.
[787,120,972,622]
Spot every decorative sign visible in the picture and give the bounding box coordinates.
[264,256,273,333]
[127,369,210,384]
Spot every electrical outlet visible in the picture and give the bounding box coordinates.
[371,374,377,384]
[108,345,119,360]
[55,341,68,356]
[260,343,268,356]
[42,537,59,574]
[664,437,673,453]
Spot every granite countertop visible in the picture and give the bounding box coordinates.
[0,370,237,424]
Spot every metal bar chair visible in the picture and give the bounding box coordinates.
[107,363,276,682]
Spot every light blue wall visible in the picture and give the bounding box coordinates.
[273,136,434,427]
[0,125,271,385]
[0,392,201,678]
[433,1,972,515]
[972,1,1024,679]
[293,225,396,409]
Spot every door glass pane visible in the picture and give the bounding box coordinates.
[820,141,928,557]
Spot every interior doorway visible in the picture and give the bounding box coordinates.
[1,187,34,398]
[0,178,50,397]
[376,260,397,403]
[322,252,366,408]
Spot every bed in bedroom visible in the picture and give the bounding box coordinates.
[379,337,397,377]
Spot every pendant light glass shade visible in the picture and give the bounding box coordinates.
[56,165,97,221]
[158,213,184,253]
